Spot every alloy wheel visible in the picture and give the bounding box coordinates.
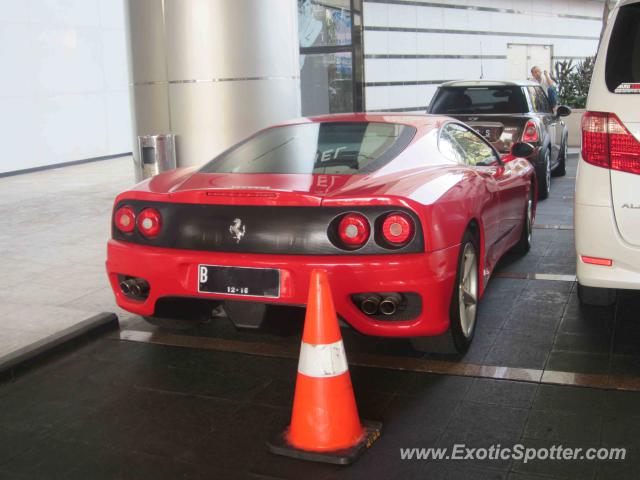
[458,243,478,338]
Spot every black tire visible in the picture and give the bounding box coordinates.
[143,316,202,330]
[512,185,534,254]
[577,283,617,307]
[536,149,551,200]
[411,229,479,354]
[553,137,567,177]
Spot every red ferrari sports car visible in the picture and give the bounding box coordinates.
[106,114,536,352]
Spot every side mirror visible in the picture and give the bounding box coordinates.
[556,105,572,117]
[511,142,535,159]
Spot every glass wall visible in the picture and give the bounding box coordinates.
[298,0,364,116]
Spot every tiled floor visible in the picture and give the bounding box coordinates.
[2,151,640,479]
[1,334,639,479]
[0,157,136,359]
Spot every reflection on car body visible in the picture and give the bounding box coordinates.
[428,80,571,199]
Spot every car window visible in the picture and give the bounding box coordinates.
[528,86,552,113]
[439,123,499,167]
[429,86,528,114]
[605,3,640,93]
[439,125,466,164]
[200,122,416,175]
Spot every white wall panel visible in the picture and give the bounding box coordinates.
[442,9,469,30]
[365,58,390,83]
[416,6,444,29]
[364,30,388,55]
[467,11,491,31]
[490,0,516,9]
[363,2,388,26]
[551,0,571,16]
[29,0,101,28]
[37,93,107,160]
[443,58,480,79]
[531,0,553,15]
[365,86,390,110]
[99,0,125,28]
[415,33,445,55]
[364,0,604,111]
[416,59,445,82]
[0,0,130,174]
[387,85,418,108]
[0,98,38,166]
[442,33,480,55]
[387,31,417,55]
[32,27,104,94]
[0,0,29,23]
[0,23,33,96]
[102,29,128,91]
[388,3,417,28]
[105,90,132,154]
[387,59,417,82]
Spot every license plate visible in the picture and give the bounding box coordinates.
[197,265,280,298]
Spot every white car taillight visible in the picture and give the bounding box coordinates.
[582,111,640,175]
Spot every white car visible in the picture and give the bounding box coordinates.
[576,0,640,306]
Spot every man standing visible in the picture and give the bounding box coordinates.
[531,65,558,110]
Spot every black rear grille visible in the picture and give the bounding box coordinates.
[112,201,424,255]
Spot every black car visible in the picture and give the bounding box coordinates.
[428,80,571,199]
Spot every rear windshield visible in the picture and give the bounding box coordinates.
[605,3,640,93]
[429,86,528,114]
[200,122,416,175]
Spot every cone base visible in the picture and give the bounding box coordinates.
[267,420,382,465]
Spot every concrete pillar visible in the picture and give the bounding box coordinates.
[124,0,301,176]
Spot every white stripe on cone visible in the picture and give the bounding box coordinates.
[297,340,349,378]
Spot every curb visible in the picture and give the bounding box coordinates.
[0,312,119,379]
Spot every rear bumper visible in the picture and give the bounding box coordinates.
[575,202,640,290]
[106,240,460,337]
[575,157,640,290]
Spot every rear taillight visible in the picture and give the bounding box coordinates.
[581,112,609,168]
[521,120,539,143]
[337,213,370,248]
[581,255,613,267]
[381,213,414,246]
[582,111,640,175]
[137,208,162,238]
[114,206,136,233]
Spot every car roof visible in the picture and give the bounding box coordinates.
[280,112,449,130]
[618,0,640,7]
[440,79,539,88]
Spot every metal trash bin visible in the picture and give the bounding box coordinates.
[136,134,176,181]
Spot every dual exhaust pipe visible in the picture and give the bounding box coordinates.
[120,277,150,298]
[360,293,402,316]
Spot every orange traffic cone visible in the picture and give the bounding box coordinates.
[267,269,381,465]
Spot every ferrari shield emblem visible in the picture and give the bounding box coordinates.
[229,218,246,243]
